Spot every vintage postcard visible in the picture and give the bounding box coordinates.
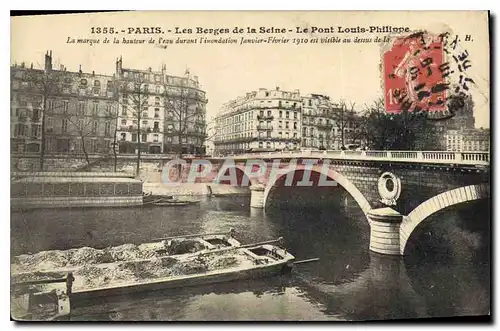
[10,11,490,321]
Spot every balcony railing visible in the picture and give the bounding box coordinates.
[257,115,274,121]
[257,125,273,131]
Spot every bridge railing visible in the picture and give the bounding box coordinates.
[216,150,489,166]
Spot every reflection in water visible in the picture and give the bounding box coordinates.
[11,190,490,320]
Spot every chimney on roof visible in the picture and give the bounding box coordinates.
[30,63,33,69]
[148,67,152,72]
[92,70,95,76]
[20,62,25,68]
[78,65,82,76]
[116,56,123,76]
[276,86,280,91]
[60,64,64,71]
[44,50,52,72]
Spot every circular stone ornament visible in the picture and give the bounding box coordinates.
[378,172,401,206]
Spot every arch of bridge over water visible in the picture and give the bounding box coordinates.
[209,150,490,256]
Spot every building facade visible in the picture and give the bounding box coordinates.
[214,87,302,155]
[11,52,208,157]
[213,88,366,155]
[115,58,207,155]
[11,52,117,155]
[444,128,490,152]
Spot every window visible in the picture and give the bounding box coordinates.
[62,101,69,113]
[48,100,55,110]
[278,101,282,107]
[77,101,85,115]
[294,112,297,119]
[121,107,127,116]
[94,80,100,87]
[293,133,297,138]
[285,122,289,129]
[80,79,87,86]
[92,102,99,116]
[294,122,297,130]
[106,103,113,113]
[266,142,271,148]
[303,128,307,135]
[141,133,147,142]
[155,97,160,106]
[279,111,283,118]
[30,124,40,138]
[142,112,148,118]
[153,134,159,142]
[121,119,126,125]
[286,111,289,119]
[105,122,111,136]
[142,120,148,125]
[265,92,269,97]
[120,133,126,141]
[122,94,128,102]
[285,132,289,139]
[156,86,161,94]
[266,131,271,138]
[61,119,68,133]
[279,132,282,138]
[308,99,312,106]
[259,141,263,148]
[92,121,98,134]
[260,110,264,117]
[154,108,160,118]
[132,133,137,142]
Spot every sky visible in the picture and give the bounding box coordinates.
[11,11,490,128]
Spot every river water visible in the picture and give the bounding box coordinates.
[11,193,490,321]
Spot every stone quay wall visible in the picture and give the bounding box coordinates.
[11,172,143,210]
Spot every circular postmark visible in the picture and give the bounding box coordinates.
[378,172,401,206]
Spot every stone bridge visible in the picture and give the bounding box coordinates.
[11,150,490,256]
[203,150,490,256]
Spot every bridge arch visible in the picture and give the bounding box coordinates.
[213,164,259,187]
[262,164,372,218]
[400,183,490,255]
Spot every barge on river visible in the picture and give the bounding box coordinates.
[11,232,295,320]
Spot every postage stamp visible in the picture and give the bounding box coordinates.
[383,30,476,120]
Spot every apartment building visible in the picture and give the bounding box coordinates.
[444,128,490,152]
[214,87,302,155]
[11,51,117,155]
[115,57,207,155]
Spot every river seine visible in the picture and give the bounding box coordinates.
[11,193,490,321]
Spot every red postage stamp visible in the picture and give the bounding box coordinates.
[383,32,447,114]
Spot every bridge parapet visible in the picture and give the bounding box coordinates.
[215,150,489,166]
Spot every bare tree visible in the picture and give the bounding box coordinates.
[60,111,94,166]
[105,104,119,172]
[18,64,65,170]
[330,100,356,149]
[162,77,206,158]
[117,78,151,177]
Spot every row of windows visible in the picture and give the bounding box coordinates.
[44,118,112,136]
